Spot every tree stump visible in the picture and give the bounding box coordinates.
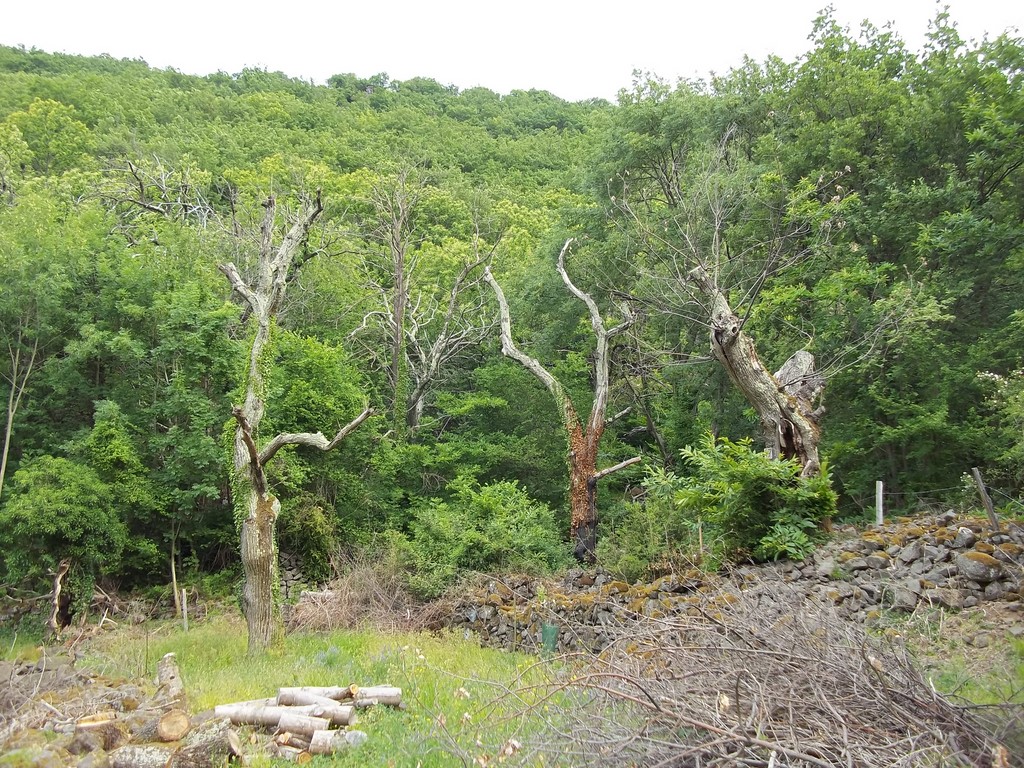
[154,653,186,710]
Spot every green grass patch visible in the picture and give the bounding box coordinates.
[78,612,566,766]
[0,616,47,663]
[928,636,1024,705]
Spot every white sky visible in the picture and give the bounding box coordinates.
[2,1,1020,102]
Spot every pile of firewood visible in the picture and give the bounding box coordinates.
[66,652,242,768]
[214,683,402,763]
[64,652,401,766]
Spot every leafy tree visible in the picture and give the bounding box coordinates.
[67,400,163,584]
[0,120,30,199]
[0,455,127,603]
[5,98,93,174]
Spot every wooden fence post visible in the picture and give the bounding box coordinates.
[971,467,1000,531]
[875,481,884,527]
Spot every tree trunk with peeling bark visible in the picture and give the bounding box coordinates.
[690,265,824,476]
[219,192,373,653]
[485,239,640,562]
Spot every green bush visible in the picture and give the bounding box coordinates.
[393,476,570,598]
[597,466,703,581]
[0,455,128,607]
[598,434,836,577]
[277,494,336,583]
[675,433,836,561]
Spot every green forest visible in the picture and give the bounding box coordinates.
[1,10,1022,644]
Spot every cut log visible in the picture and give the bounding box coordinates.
[276,689,345,707]
[275,731,312,750]
[274,713,330,737]
[308,729,369,755]
[270,691,355,725]
[214,702,338,728]
[305,703,354,727]
[157,709,191,742]
[109,744,174,768]
[168,728,243,768]
[78,712,118,727]
[75,719,128,751]
[180,717,236,749]
[67,729,106,756]
[353,685,402,707]
[277,685,357,702]
[277,684,401,706]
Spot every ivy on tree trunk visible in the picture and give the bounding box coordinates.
[220,191,373,653]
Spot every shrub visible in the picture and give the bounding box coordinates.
[598,434,836,577]
[675,433,836,561]
[597,466,703,581]
[394,476,570,598]
[0,455,128,609]
[277,493,336,583]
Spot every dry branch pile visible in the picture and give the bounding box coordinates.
[2,651,247,767]
[519,584,1020,767]
[286,556,450,633]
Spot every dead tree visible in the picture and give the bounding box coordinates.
[219,191,373,653]
[690,265,824,475]
[402,253,494,430]
[614,130,836,476]
[485,239,640,562]
[349,170,422,434]
[351,175,495,433]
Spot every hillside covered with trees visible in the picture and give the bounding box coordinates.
[1,10,1022,646]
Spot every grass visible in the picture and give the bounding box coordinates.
[75,611,565,767]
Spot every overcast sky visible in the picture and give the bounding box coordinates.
[2,1,1019,102]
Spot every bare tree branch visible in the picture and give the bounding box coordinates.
[258,406,375,466]
[593,456,642,482]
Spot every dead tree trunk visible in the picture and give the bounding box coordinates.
[352,175,493,436]
[219,192,373,653]
[403,252,493,432]
[485,239,640,562]
[46,558,71,640]
[690,265,824,476]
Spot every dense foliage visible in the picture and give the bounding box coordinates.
[1,8,1021,594]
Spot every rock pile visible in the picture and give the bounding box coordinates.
[783,510,1024,622]
[450,512,1024,654]
[278,550,307,599]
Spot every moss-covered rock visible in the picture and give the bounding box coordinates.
[955,551,1005,584]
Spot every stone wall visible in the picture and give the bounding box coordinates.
[449,512,1024,654]
[279,550,308,600]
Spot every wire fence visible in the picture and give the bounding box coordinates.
[848,475,1023,521]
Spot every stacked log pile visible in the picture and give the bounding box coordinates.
[214,684,401,762]
[2,649,399,767]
